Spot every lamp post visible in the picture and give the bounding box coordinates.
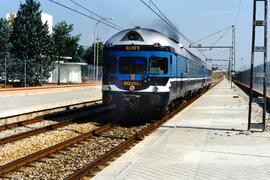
[4,55,6,88]
[93,17,112,81]
[24,59,26,87]
[96,35,100,81]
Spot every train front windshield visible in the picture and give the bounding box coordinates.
[119,57,147,74]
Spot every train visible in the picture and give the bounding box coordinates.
[102,27,212,116]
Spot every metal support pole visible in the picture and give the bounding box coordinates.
[4,56,6,88]
[232,25,236,71]
[248,0,257,130]
[93,17,112,82]
[57,56,60,85]
[40,60,42,86]
[248,0,268,131]
[24,59,26,87]
[232,25,236,89]
[229,47,232,88]
[96,36,99,81]
[87,65,89,82]
[93,31,96,82]
[262,0,268,131]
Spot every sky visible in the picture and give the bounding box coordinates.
[0,0,261,70]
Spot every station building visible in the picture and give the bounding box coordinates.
[48,58,88,84]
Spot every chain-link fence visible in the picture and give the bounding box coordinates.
[0,56,6,87]
[81,64,102,83]
[0,57,103,87]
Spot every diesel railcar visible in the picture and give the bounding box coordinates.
[102,27,212,115]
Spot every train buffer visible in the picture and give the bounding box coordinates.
[94,79,270,180]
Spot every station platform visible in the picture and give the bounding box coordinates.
[94,79,270,179]
[0,85,102,118]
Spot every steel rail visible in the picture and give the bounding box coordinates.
[0,123,114,175]
[0,118,43,131]
[0,104,113,146]
[0,99,102,131]
[66,80,222,179]
[0,99,102,121]
[0,80,222,176]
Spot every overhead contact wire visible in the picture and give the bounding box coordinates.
[140,0,207,59]
[48,0,121,31]
[69,0,124,30]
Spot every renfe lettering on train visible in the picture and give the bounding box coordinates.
[125,46,140,51]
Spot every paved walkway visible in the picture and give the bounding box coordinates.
[94,79,270,180]
[0,85,101,118]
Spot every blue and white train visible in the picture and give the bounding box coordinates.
[102,27,212,115]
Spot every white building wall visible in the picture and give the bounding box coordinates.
[41,13,53,34]
[49,62,86,83]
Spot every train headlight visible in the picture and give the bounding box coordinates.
[152,86,158,92]
[153,42,161,47]
[106,43,114,47]
[129,85,135,91]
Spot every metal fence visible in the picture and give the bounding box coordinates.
[234,63,270,95]
[81,65,102,83]
[0,56,103,87]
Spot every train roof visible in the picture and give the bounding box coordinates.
[105,27,211,68]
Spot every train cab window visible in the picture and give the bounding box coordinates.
[119,57,147,74]
[103,57,117,74]
[149,57,168,74]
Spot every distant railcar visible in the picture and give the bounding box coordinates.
[102,27,212,115]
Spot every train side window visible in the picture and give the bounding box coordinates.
[103,57,116,74]
[149,57,168,74]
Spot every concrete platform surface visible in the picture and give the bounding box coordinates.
[94,80,270,180]
[0,86,101,118]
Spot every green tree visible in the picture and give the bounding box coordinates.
[83,41,104,66]
[73,45,86,62]
[52,21,80,84]
[52,21,80,60]
[10,0,54,86]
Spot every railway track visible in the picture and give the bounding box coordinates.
[0,118,44,131]
[0,103,114,146]
[67,79,222,179]
[0,80,222,178]
[0,99,102,132]
[0,99,102,126]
